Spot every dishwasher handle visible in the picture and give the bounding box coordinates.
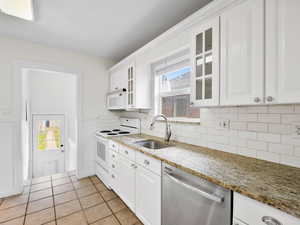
[165,172,224,203]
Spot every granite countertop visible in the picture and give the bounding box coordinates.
[108,133,300,219]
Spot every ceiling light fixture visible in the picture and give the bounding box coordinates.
[0,0,34,21]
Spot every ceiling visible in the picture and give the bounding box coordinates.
[0,0,212,61]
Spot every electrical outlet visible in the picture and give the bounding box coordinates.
[218,120,230,129]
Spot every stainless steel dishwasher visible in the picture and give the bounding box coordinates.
[162,163,232,225]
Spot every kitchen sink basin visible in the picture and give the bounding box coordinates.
[134,139,172,150]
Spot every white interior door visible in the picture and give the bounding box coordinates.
[32,114,65,178]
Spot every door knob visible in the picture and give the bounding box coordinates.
[266,96,274,102]
[254,97,261,103]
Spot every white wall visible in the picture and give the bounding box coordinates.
[27,70,77,176]
[118,14,300,169]
[0,36,119,197]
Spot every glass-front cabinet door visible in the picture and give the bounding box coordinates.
[127,62,135,108]
[191,17,220,106]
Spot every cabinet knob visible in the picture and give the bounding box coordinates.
[190,102,194,105]
[254,97,261,103]
[111,174,115,179]
[131,163,136,168]
[112,164,115,168]
[112,154,115,158]
[144,160,150,165]
[262,216,282,225]
[266,96,274,102]
[125,150,128,155]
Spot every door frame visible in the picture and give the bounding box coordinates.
[14,61,83,186]
[32,114,66,178]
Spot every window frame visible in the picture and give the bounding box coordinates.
[153,60,200,123]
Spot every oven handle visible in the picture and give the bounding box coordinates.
[164,172,224,203]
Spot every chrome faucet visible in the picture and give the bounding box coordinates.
[150,114,171,142]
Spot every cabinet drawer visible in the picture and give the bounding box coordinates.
[110,150,118,161]
[136,151,161,175]
[109,141,119,152]
[119,145,135,161]
[234,193,299,225]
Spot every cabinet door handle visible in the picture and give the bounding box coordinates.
[254,97,261,103]
[262,216,282,225]
[144,160,150,165]
[266,96,274,102]
[125,150,128,155]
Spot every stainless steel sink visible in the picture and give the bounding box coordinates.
[134,139,171,149]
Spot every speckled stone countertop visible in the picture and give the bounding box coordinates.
[108,134,300,219]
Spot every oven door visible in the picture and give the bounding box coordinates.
[96,137,109,171]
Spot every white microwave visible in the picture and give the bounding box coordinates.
[107,89,127,110]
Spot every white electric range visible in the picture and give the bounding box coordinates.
[95,118,141,188]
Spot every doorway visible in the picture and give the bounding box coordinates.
[32,114,65,177]
[16,63,81,182]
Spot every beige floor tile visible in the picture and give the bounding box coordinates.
[84,203,112,224]
[90,176,101,184]
[53,183,74,195]
[0,216,24,225]
[52,177,71,187]
[0,194,28,209]
[0,204,26,223]
[27,197,53,214]
[31,182,52,192]
[107,198,126,213]
[31,176,51,185]
[52,173,69,180]
[54,190,77,205]
[57,211,88,225]
[101,190,117,201]
[44,221,56,225]
[79,193,104,209]
[76,185,97,198]
[55,199,81,219]
[24,207,55,225]
[115,208,139,225]
[73,178,93,189]
[91,215,120,225]
[95,183,108,192]
[29,188,52,202]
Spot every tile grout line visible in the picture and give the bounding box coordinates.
[23,181,32,225]
[70,175,90,225]
[89,176,123,225]
[51,176,58,225]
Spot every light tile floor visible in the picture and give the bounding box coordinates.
[0,171,143,225]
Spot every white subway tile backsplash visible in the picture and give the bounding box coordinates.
[268,124,293,134]
[257,151,280,163]
[247,122,268,132]
[268,105,294,113]
[248,140,268,151]
[258,114,281,123]
[125,104,300,168]
[238,113,258,122]
[269,143,294,155]
[238,131,257,140]
[257,133,281,143]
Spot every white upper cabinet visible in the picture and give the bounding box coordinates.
[191,17,220,107]
[127,62,136,109]
[266,0,300,104]
[220,0,264,105]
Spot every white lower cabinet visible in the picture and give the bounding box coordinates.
[233,192,299,225]
[117,155,136,211]
[135,165,161,225]
[110,144,161,225]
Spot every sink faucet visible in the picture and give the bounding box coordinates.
[150,114,171,142]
